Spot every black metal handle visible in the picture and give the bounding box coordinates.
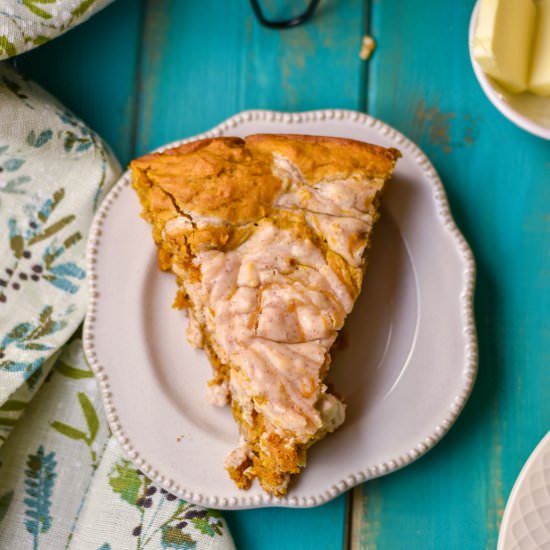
[249,0,320,29]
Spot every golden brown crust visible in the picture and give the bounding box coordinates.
[246,133,400,183]
[131,137,281,224]
[130,135,400,226]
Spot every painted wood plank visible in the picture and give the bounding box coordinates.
[135,0,367,154]
[225,497,347,550]
[15,0,143,165]
[135,1,368,548]
[352,0,550,548]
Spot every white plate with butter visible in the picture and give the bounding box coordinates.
[84,110,477,509]
[469,0,550,140]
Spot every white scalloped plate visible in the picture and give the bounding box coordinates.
[498,431,550,550]
[83,109,477,510]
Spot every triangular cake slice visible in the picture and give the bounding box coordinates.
[130,135,400,496]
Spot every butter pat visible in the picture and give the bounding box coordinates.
[473,0,536,93]
[530,0,550,96]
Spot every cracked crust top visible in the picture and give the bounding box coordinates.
[130,135,400,225]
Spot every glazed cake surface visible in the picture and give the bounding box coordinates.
[130,134,400,495]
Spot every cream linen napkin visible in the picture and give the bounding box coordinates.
[0,0,114,59]
[0,64,235,550]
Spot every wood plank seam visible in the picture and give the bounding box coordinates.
[359,0,372,114]
[350,0,372,546]
[129,0,148,160]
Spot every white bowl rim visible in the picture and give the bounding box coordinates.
[468,1,550,141]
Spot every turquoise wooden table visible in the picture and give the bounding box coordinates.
[14,0,550,547]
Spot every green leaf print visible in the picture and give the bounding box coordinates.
[63,131,93,153]
[26,129,53,148]
[0,490,14,525]
[0,36,16,58]
[10,233,24,259]
[0,400,28,436]
[63,232,82,250]
[55,359,93,379]
[23,342,50,350]
[21,0,53,19]
[28,215,75,245]
[50,392,101,465]
[0,306,65,384]
[5,321,32,342]
[38,188,64,223]
[50,421,87,441]
[108,459,142,507]
[190,517,216,537]
[161,526,196,549]
[38,306,52,324]
[31,35,50,46]
[0,399,27,411]
[78,392,99,441]
[29,306,57,339]
[71,0,96,19]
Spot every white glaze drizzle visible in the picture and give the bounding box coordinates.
[169,154,383,442]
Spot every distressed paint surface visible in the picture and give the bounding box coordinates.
[14,0,550,548]
[361,0,550,549]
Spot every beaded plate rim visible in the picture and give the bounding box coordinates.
[83,109,478,509]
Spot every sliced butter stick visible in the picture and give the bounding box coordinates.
[473,0,536,93]
[530,0,550,96]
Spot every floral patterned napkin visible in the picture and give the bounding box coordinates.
[0,0,114,59]
[0,65,235,549]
